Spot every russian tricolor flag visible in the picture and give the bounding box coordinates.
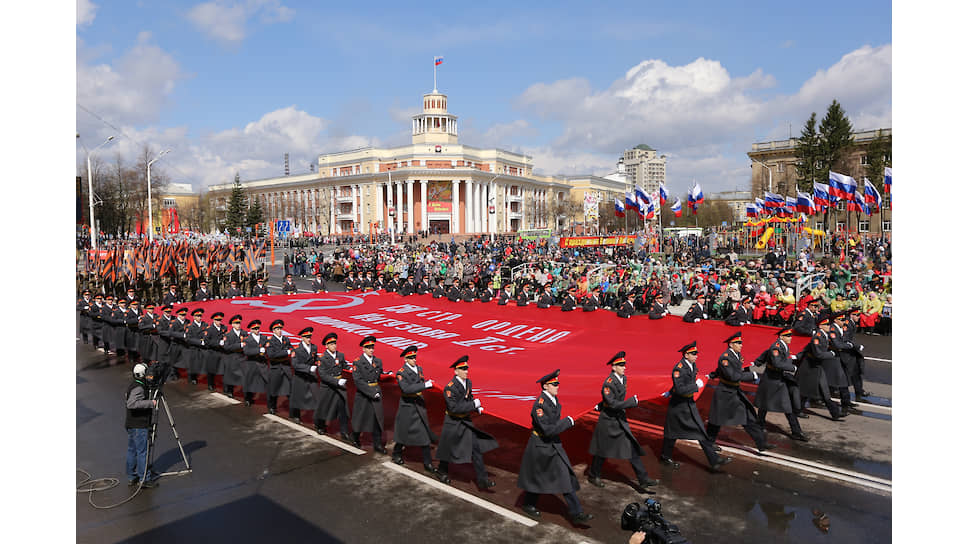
[625,192,637,211]
[689,184,704,205]
[745,204,758,218]
[796,192,815,215]
[829,172,858,199]
[754,198,765,214]
[671,198,682,217]
[864,178,882,209]
[764,191,784,208]
[813,182,831,208]
[659,184,668,205]
[884,167,892,194]
[614,198,625,218]
[434,56,444,66]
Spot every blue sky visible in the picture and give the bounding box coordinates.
[75,0,892,196]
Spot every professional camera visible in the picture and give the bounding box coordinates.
[621,499,690,544]
[144,361,172,391]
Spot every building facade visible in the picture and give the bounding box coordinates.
[620,144,666,195]
[207,90,594,236]
[748,128,892,237]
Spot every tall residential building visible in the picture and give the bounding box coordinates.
[621,144,666,194]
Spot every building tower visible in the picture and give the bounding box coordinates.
[412,91,459,145]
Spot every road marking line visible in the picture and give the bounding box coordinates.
[854,401,891,413]
[210,392,241,405]
[263,414,366,455]
[382,461,539,527]
[865,357,891,363]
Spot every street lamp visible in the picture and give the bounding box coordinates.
[87,135,115,250]
[751,158,773,193]
[147,149,170,242]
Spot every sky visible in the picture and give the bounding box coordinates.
[75,0,892,197]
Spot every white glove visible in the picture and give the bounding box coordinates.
[477,406,484,414]
[374,392,381,399]
[566,416,574,426]
[632,394,638,405]
[338,378,347,387]
[859,345,864,351]
[219,339,225,346]
[696,378,704,388]
[473,398,481,408]
[752,371,758,380]
[791,355,797,361]
[310,366,317,373]
[201,340,206,346]
[260,347,266,353]
[661,391,670,398]
[424,380,433,388]
[703,313,708,319]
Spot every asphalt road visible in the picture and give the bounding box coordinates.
[76,270,892,543]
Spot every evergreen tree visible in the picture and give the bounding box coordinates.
[818,99,854,179]
[864,131,892,192]
[794,112,823,186]
[226,172,247,232]
[246,195,265,235]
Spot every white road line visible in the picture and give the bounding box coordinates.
[210,392,241,405]
[865,356,891,363]
[382,461,539,527]
[699,441,892,493]
[854,401,891,414]
[263,414,366,455]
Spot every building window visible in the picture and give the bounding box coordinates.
[837,201,846,211]
[835,222,845,232]
[163,198,176,208]
[858,220,870,232]
[861,154,869,165]
[777,162,784,173]
[882,220,891,232]
[815,222,824,231]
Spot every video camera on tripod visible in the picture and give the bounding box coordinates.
[621,499,690,544]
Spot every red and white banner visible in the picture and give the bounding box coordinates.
[186,292,806,428]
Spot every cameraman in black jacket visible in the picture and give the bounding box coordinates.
[125,363,158,488]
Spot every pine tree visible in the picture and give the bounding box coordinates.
[246,195,265,235]
[225,172,247,232]
[818,99,854,179]
[794,112,823,186]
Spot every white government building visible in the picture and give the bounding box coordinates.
[207,88,623,235]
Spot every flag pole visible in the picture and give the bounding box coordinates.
[433,57,437,93]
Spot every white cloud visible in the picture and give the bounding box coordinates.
[513,45,891,192]
[77,0,97,26]
[186,0,294,45]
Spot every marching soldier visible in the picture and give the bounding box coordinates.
[399,275,417,296]
[251,277,270,297]
[391,346,440,475]
[517,369,594,526]
[169,307,191,378]
[446,282,462,302]
[582,286,602,312]
[843,309,870,399]
[616,292,636,318]
[416,276,432,295]
[310,272,327,294]
[77,289,93,345]
[281,274,298,295]
[203,312,227,392]
[478,283,496,302]
[265,319,293,416]
[432,280,447,299]
[725,297,753,326]
[496,284,513,306]
[108,297,127,359]
[351,335,389,453]
[313,332,351,439]
[156,305,174,367]
[705,332,775,452]
[792,298,821,337]
[536,284,554,308]
[224,280,243,298]
[648,293,669,319]
[587,352,658,491]
[185,309,207,384]
[99,295,116,354]
[344,272,358,292]
[124,300,143,363]
[220,315,246,398]
[827,311,856,415]
[754,328,808,441]
[660,342,732,471]
[162,284,182,307]
[137,303,161,364]
[682,293,707,323]
[290,327,320,422]
[385,272,401,293]
[796,316,843,420]
[515,283,533,306]
[460,281,477,302]
[436,355,498,488]
[194,280,213,302]
[242,320,270,407]
[90,294,106,351]
[560,286,578,312]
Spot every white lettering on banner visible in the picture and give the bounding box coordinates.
[349,313,458,339]
[471,320,570,344]
[378,305,462,322]
[306,315,382,336]
[451,336,524,354]
[379,337,428,349]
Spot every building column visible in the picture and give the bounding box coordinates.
[406,179,415,234]
[473,181,481,234]
[373,183,383,232]
[420,180,428,234]
[451,180,460,233]
[330,188,338,234]
[464,179,473,233]
[395,181,404,233]
[351,185,359,233]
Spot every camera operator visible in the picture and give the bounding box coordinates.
[125,363,159,488]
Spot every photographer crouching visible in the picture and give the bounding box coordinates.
[125,363,159,489]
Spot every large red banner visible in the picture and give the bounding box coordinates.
[186,292,806,428]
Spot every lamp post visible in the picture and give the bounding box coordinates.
[87,135,115,251]
[751,158,773,193]
[146,149,170,242]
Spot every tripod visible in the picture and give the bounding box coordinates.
[145,382,192,480]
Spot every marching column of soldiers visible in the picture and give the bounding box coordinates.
[78,271,868,528]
